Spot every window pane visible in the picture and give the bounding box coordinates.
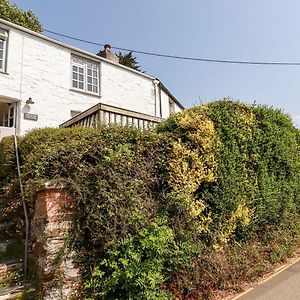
[4,111,8,127]
[71,57,99,93]
[71,110,82,118]
[0,35,6,71]
[9,117,14,127]
[78,58,84,65]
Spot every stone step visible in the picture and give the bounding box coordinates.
[0,284,35,300]
[0,259,23,278]
[0,285,24,300]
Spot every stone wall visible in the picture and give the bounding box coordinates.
[30,182,81,300]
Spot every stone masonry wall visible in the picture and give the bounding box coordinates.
[30,183,81,300]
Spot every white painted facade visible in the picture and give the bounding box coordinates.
[0,19,183,139]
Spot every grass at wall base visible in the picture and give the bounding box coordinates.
[1,100,299,299]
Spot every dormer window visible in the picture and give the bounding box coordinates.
[0,29,8,72]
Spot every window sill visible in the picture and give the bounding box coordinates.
[69,88,101,98]
[0,70,9,75]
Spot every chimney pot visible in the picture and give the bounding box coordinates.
[96,43,119,64]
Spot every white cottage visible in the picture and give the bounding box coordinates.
[0,18,183,139]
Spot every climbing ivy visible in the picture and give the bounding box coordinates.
[1,100,300,299]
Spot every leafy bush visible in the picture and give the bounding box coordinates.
[85,218,175,300]
[1,100,300,299]
[0,0,42,32]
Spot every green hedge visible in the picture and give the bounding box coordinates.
[1,100,300,299]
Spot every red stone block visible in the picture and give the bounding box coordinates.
[31,183,81,299]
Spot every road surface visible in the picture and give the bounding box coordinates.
[237,259,300,300]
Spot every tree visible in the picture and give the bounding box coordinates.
[117,51,141,71]
[0,0,42,33]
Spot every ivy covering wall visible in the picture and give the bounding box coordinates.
[1,100,300,299]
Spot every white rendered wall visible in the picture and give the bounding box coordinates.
[100,63,156,116]
[0,22,181,136]
[0,27,101,135]
[160,89,182,118]
[174,101,182,113]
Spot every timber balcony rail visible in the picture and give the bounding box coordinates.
[60,103,163,130]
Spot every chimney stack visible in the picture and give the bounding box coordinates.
[97,44,119,63]
[104,44,111,50]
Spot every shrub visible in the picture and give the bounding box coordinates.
[1,100,300,299]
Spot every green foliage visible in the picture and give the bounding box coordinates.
[159,100,300,246]
[0,136,16,186]
[0,240,23,261]
[117,51,141,71]
[1,100,300,299]
[157,100,300,296]
[85,218,174,300]
[0,0,42,32]
[0,270,23,288]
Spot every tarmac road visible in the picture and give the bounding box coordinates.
[236,259,300,300]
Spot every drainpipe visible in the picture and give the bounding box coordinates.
[14,133,29,276]
[153,79,159,117]
[158,84,162,118]
[13,36,29,275]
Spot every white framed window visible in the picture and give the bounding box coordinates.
[71,55,99,94]
[70,110,82,118]
[0,29,8,72]
[2,103,15,128]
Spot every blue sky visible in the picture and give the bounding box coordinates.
[12,0,300,127]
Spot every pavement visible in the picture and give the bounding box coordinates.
[235,258,300,300]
